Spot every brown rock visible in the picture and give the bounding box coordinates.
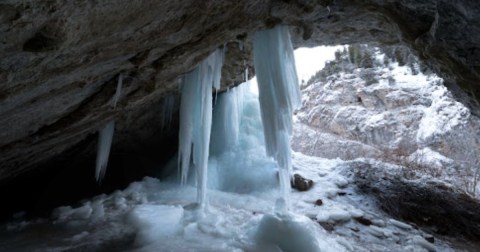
[291,174,314,191]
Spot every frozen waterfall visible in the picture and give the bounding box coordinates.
[178,26,299,208]
[178,48,224,208]
[252,26,301,200]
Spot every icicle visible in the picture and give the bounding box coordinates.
[252,26,301,201]
[95,120,115,182]
[161,95,175,132]
[178,48,224,208]
[112,74,123,109]
[210,85,245,155]
[212,49,224,91]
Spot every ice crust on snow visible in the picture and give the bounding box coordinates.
[128,205,184,244]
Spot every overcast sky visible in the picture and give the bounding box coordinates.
[294,45,345,83]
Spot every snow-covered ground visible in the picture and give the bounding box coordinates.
[0,151,468,252]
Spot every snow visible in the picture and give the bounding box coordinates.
[0,151,463,252]
[95,120,115,182]
[408,147,454,169]
[128,205,184,244]
[416,84,470,143]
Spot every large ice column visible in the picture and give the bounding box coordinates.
[252,26,301,199]
[95,120,115,182]
[178,49,224,207]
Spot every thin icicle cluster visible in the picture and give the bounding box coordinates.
[252,26,301,198]
[210,84,246,155]
[95,74,124,182]
[112,74,123,109]
[95,120,115,182]
[161,95,175,132]
[178,49,224,207]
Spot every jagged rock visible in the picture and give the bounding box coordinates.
[354,216,372,226]
[1,0,480,218]
[291,174,314,191]
[352,162,480,241]
[424,234,435,244]
[318,221,335,232]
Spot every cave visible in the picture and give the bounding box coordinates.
[1,1,480,251]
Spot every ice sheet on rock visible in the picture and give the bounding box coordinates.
[178,49,224,208]
[253,25,301,199]
[95,120,115,182]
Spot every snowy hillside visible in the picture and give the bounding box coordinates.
[293,46,480,197]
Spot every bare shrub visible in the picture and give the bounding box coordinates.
[380,147,443,180]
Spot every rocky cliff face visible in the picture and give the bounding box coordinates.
[293,48,480,195]
[1,1,480,195]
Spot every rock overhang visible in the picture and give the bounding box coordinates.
[0,0,479,184]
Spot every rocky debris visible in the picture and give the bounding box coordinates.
[423,234,435,244]
[318,221,335,232]
[389,218,413,231]
[352,162,480,241]
[334,177,349,189]
[314,199,323,206]
[354,216,372,226]
[411,235,436,252]
[291,174,314,191]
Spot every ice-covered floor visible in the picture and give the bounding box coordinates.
[0,151,470,252]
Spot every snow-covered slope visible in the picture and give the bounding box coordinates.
[293,55,480,196]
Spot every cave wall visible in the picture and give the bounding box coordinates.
[0,0,479,212]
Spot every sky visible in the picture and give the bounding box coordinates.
[294,46,345,83]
